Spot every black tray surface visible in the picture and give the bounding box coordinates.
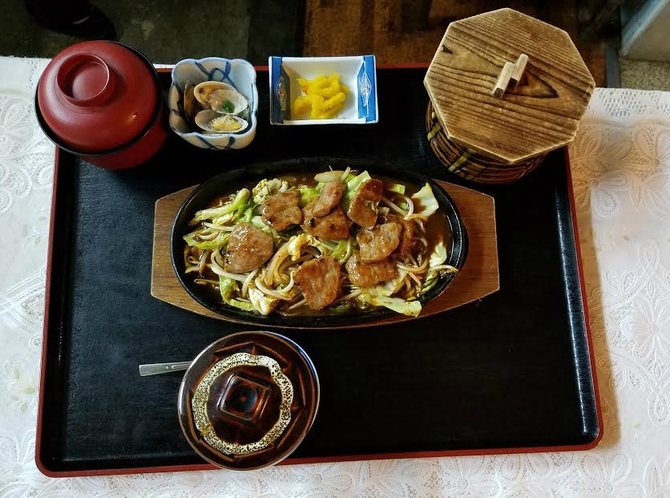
[38,67,599,475]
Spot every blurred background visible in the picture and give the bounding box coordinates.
[0,0,669,89]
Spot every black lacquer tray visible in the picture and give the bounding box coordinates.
[36,67,601,477]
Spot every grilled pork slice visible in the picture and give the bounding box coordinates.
[346,178,384,229]
[391,215,417,254]
[295,257,341,310]
[356,221,402,263]
[223,222,274,273]
[302,206,350,240]
[345,252,397,288]
[262,191,302,230]
[308,180,344,217]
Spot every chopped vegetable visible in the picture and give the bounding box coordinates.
[359,292,422,317]
[429,239,447,268]
[314,170,347,183]
[330,239,354,264]
[342,170,372,210]
[248,288,278,315]
[292,74,349,120]
[221,99,235,113]
[423,239,458,293]
[183,230,229,250]
[219,276,256,312]
[411,184,439,217]
[386,183,406,194]
[298,186,321,207]
[287,233,319,260]
[252,179,289,205]
[193,188,251,222]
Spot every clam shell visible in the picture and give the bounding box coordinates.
[194,110,248,134]
[182,82,202,126]
[193,81,249,115]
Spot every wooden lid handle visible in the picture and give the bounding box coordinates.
[492,53,528,98]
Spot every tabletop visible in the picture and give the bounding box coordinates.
[1,55,670,497]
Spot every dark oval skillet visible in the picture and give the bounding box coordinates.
[170,157,468,329]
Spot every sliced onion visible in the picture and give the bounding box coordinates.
[315,170,347,183]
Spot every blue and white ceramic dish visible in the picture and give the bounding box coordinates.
[169,57,258,150]
[269,55,378,125]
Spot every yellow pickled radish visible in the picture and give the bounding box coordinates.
[292,73,348,120]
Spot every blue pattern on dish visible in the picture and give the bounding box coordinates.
[270,57,283,125]
[195,60,235,88]
[361,55,377,123]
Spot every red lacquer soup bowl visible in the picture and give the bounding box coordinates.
[36,41,166,170]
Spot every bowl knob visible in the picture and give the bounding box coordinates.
[56,53,116,106]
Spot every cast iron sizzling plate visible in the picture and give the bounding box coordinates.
[170,157,468,328]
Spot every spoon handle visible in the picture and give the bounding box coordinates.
[138,361,192,376]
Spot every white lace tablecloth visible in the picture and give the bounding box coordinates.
[2,55,670,497]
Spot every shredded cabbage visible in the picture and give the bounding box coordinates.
[342,170,372,210]
[429,239,447,267]
[210,212,235,225]
[252,178,289,205]
[250,215,279,238]
[183,230,229,250]
[287,233,318,260]
[239,206,255,223]
[330,239,354,264]
[194,188,251,222]
[219,276,255,312]
[411,183,439,217]
[423,239,459,293]
[386,183,406,194]
[298,187,320,207]
[360,292,422,317]
[248,288,278,315]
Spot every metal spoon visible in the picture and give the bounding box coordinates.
[138,361,192,377]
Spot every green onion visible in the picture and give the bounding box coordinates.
[221,100,235,113]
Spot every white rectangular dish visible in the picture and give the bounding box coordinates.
[269,55,378,125]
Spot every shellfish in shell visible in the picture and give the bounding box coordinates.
[181,82,202,128]
[194,110,248,134]
[193,81,249,116]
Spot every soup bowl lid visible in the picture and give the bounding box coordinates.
[36,41,158,153]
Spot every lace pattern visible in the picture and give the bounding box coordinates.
[1,56,670,496]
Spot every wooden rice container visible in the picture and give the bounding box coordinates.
[424,8,595,184]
